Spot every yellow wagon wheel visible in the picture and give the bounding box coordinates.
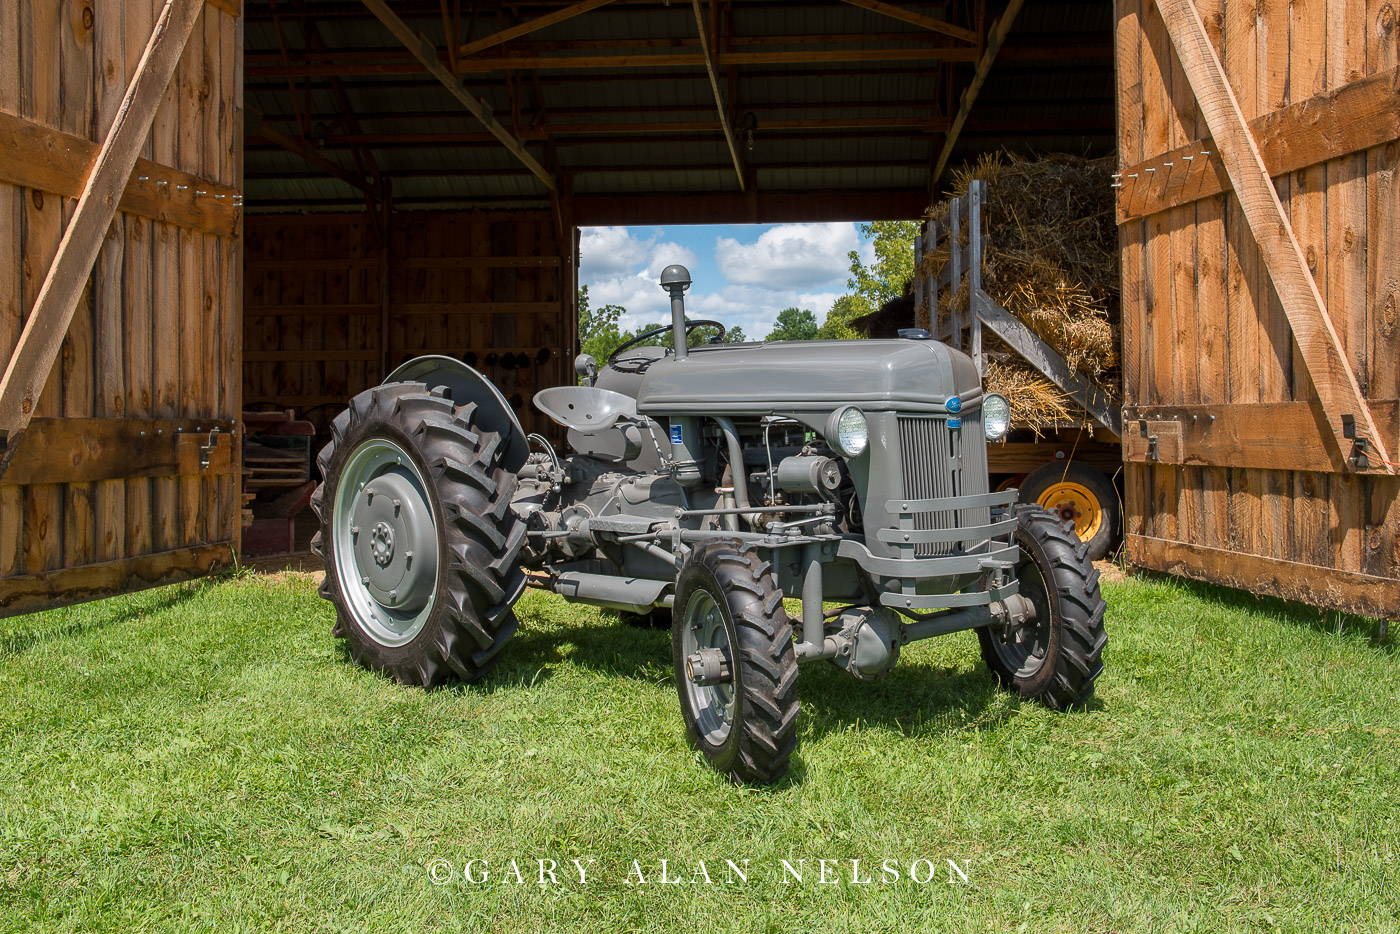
[1036,480,1103,542]
[1017,463,1121,561]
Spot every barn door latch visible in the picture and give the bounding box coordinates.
[1342,414,1370,470]
[1137,419,1160,462]
[200,428,221,470]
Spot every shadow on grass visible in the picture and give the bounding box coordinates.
[1126,567,1396,651]
[483,612,1040,744]
[0,582,205,660]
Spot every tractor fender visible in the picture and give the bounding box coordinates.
[385,355,530,473]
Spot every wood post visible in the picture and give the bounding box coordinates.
[0,0,205,446]
[1153,0,1394,474]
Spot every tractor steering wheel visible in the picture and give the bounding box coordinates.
[608,319,727,365]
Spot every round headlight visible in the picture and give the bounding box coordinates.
[827,406,869,458]
[982,393,1010,441]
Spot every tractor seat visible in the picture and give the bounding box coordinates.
[532,385,638,433]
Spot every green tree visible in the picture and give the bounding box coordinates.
[724,325,748,343]
[765,307,819,342]
[816,294,873,340]
[577,286,630,362]
[846,220,918,307]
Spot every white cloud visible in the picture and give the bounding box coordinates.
[644,241,698,278]
[714,223,860,290]
[578,226,655,278]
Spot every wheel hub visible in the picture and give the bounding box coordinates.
[681,591,736,745]
[349,470,435,609]
[1036,480,1103,542]
[333,438,442,647]
[370,521,395,566]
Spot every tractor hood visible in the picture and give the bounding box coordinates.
[632,338,982,417]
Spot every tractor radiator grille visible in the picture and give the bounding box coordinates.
[897,413,990,557]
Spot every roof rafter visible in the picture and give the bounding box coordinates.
[691,0,744,190]
[836,0,979,43]
[459,0,618,57]
[931,0,1025,185]
[247,106,377,194]
[359,0,557,189]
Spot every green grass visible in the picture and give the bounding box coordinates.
[0,568,1396,933]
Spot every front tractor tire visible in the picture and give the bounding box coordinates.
[311,382,527,687]
[978,505,1108,709]
[671,541,800,784]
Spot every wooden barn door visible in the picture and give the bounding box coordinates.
[1114,0,1400,618]
[0,0,242,617]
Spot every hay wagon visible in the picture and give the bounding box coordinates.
[911,178,1126,561]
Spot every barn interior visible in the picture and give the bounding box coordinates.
[238,0,1114,433]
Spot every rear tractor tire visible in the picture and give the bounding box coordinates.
[978,505,1107,709]
[671,541,800,784]
[311,382,527,687]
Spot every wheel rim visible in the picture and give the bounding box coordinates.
[993,550,1054,678]
[682,589,735,745]
[332,438,441,647]
[1036,480,1103,542]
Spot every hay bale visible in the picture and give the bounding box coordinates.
[983,360,1080,437]
[922,152,1121,427]
[949,152,1118,373]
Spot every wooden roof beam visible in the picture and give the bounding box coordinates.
[836,0,979,43]
[694,0,742,190]
[1155,0,1393,474]
[929,0,1025,186]
[247,107,376,194]
[459,0,618,57]
[359,0,557,190]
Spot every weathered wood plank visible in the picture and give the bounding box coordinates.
[1118,66,1400,221]
[0,542,234,618]
[0,416,237,486]
[0,0,206,444]
[1121,400,1400,472]
[1127,533,1400,620]
[1154,0,1394,473]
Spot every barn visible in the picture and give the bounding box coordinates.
[0,0,1395,624]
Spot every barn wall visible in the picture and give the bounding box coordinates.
[242,209,574,439]
[1115,0,1400,617]
[0,0,242,616]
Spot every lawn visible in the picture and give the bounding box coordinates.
[0,567,1396,932]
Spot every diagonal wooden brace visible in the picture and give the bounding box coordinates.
[0,0,206,447]
[361,0,556,191]
[1153,0,1394,474]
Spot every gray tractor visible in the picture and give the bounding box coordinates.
[312,265,1107,784]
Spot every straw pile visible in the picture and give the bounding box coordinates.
[916,152,1120,434]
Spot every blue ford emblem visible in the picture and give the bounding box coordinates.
[945,396,962,413]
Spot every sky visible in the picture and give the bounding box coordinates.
[578,223,877,340]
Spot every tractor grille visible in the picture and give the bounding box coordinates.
[897,412,990,557]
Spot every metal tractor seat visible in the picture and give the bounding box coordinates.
[533,386,638,433]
